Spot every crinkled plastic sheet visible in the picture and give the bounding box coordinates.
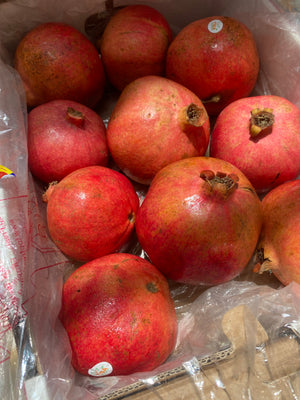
[0,0,299,399]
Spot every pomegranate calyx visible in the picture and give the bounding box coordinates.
[66,107,85,128]
[181,103,207,130]
[250,108,274,137]
[42,181,58,203]
[200,170,239,199]
[253,247,273,274]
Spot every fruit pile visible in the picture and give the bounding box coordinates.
[13,3,300,378]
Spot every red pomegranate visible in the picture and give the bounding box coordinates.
[135,157,263,286]
[106,75,210,185]
[98,4,172,91]
[14,22,105,108]
[43,166,139,262]
[254,179,300,286]
[59,253,178,376]
[210,95,300,194]
[28,99,108,183]
[166,16,259,115]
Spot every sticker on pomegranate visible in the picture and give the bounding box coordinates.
[208,19,223,33]
[88,361,113,377]
[0,165,15,179]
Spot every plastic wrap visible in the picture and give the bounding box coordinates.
[0,0,299,399]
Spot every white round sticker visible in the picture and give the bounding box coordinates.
[208,19,223,33]
[88,361,113,377]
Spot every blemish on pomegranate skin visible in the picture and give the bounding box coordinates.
[270,172,280,185]
[146,282,159,293]
[240,186,257,196]
[130,312,137,327]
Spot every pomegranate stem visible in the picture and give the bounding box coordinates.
[66,107,85,128]
[202,94,221,104]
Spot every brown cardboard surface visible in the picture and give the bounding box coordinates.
[98,306,300,399]
[98,337,300,399]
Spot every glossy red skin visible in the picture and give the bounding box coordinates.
[135,157,262,285]
[28,100,108,183]
[210,95,300,194]
[59,253,177,376]
[14,22,105,108]
[45,166,139,262]
[106,75,210,185]
[166,16,259,115]
[256,179,300,286]
[99,5,172,91]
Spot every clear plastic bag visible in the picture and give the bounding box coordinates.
[0,1,299,399]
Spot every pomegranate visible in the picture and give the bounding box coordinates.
[14,22,105,108]
[28,99,108,183]
[59,253,177,376]
[135,157,263,285]
[98,4,172,91]
[254,179,300,286]
[210,95,300,193]
[106,75,210,185]
[43,166,139,262]
[166,16,259,115]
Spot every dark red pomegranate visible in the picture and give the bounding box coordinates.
[135,157,263,285]
[14,22,105,108]
[166,16,259,115]
[43,166,139,262]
